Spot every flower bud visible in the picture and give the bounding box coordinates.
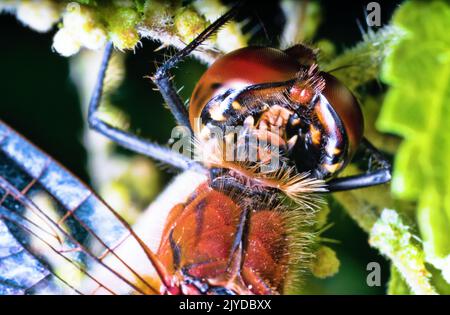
[16,0,60,33]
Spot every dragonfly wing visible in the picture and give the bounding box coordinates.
[0,121,159,295]
[0,218,51,294]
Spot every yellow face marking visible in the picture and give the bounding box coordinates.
[333,148,341,155]
[232,101,242,110]
[310,125,322,145]
[323,162,343,174]
[290,118,301,127]
[209,104,226,121]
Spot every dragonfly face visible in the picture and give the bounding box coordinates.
[191,46,363,180]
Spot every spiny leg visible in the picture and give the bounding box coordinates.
[151,3,244,132]
[88,42,205,173]
[88,4,243,172]
[326,137,392,192]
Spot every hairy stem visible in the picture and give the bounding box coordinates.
[322,26,404,91]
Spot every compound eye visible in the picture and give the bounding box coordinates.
[321,72,364,157]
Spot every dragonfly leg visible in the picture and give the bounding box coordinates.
[151,3,243,131]
[88,42,205,173]
[326,137,392,192]
[88,4,242,172]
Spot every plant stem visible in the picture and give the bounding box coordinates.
[322,26,404,91]
[369,209,437,295]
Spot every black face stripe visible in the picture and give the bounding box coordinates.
[285,93,350,179]
[201,80,295,126]
[211,82,222,90]
[318,98,348,175]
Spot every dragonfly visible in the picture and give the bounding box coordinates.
[0,4,392,295]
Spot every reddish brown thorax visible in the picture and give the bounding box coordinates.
[156,183,294,295]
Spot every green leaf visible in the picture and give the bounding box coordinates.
[377,0,450,266]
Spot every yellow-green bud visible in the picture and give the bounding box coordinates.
[107,7,141,50]
[311,246,340,279]
[315,203,330,229]
[143,0,176,29]
[174,7,209,43]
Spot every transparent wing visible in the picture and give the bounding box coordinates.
[0,121,160,295]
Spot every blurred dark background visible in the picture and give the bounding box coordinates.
[0,0,402,294]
